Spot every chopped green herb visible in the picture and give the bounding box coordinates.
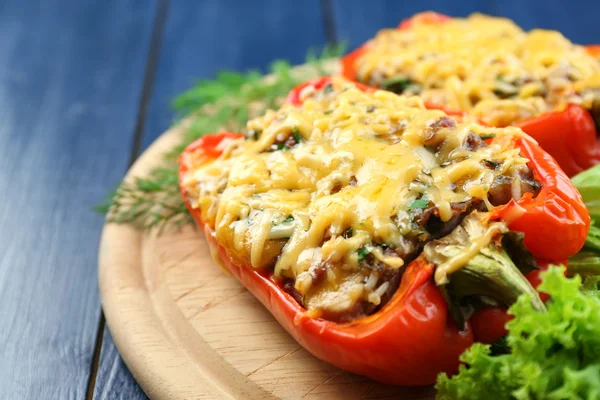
[323,84,334,94]
[521,178,542,190]
[366,105,376,113]
[282,216,294,224]
[409,198,430,210]
[357,246,371,262]
[493,77,518,99]
[324,110,333,115]
[381,75,414,94]
[292,128,303,143]
[484,159,500,169]
[342,227,354,238]
[480,134,496,140]
[276,142,287,151]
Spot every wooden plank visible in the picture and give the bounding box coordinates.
[332,1,598,48]
[140,0,330,149]
[491,0,599,44]
[331,1,493,50]
[0,0,157,398]
[95,1,329,397]
[93,327,149,400]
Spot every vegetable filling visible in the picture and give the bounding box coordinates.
[182,78,544,325]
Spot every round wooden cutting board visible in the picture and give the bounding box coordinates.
[99,87,437,400]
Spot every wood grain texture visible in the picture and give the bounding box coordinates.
[140,0,329,150]
[99,120,435,400]
[0,0,157,398]
[331,1,600,50]
[490,0,600,44]
[93,328,149,400]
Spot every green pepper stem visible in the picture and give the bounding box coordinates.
[572,165,600,221]
[583,225,600,253]
[425,213,545,329]
[568,250,600,277]
[439,244,545,328]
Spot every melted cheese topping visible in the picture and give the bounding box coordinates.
[354,13,600,126]
[183,77,532,313]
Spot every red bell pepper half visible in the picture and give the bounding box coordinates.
[178,81,590,386]
[340,12,600,177]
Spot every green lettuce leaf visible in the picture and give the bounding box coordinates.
[572,165,600,223]
[436,266,600,400]
[569,165,600,278]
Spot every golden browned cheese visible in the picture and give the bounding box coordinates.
[354,13,600,126]
[181,77,530,314]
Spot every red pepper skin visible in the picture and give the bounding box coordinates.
[489,136,590,260]
[285,76,375,106]
[586,45,600,59]
[341,45,367,81]
[470,308,512,344]
[397,11,451,30]
[516,105,600,177]
[340,14,600,177]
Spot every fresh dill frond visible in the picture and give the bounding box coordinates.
[98,166,193,232]
[97,44,344,231]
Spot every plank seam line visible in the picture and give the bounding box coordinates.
[87,0,170,398]
[86,314,106,400]
[128,0,171,165]
[319,0,339,44]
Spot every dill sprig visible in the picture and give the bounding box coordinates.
[97,44,343,231]
[95,166,191,232]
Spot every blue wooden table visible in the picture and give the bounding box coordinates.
[0,1,596,398]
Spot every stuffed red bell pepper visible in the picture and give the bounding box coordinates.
[341,12,600,177]
[179,77,590,386]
